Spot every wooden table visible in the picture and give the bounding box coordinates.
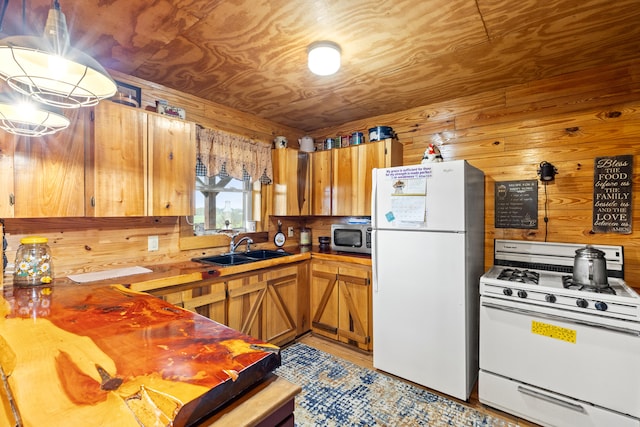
[0,282,293,426]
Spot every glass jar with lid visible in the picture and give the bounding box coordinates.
[300,227,311,246]
[14,236,53,286]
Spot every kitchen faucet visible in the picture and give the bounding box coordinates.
[229,233,253,253]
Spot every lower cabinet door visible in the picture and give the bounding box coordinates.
[227,266,299,346]
[310,260,372,350]
[337,266,371,350]
[182,281,227,325]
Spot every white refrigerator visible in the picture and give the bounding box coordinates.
[371,161,484,401]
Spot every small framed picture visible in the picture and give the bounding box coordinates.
[111,80,142,108]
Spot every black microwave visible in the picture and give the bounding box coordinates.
[330,224,372,254]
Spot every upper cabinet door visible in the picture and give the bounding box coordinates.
[87,102,147,217]
[331,145,359,216]
[147,114,196,216]
[355,142,386,216]
[13,109,86,218]
[332,139,403,216]
[310,150,332,216]
[271,148,310,216]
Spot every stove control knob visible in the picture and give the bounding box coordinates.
[595,301,608,311]
[576,299,589,308]
[503,288,513,296]
[517,290,528,299]
[545,294,557,303]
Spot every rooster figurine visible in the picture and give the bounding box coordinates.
[421,143,443,163]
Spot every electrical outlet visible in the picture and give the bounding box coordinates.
[148,235,159,251]
[288,226,294,237]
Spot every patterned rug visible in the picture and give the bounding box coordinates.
[274,343,516,427]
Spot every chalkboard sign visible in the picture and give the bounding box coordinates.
[495,180,538,229]
[592,154,633,234]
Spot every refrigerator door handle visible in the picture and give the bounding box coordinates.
[372,229,378,293]
[371,168,378,228]
[371,169,378,293]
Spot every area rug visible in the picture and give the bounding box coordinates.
[274,343,515,427]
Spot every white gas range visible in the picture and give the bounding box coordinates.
[479,239,640,427]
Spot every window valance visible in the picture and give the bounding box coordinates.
[196,126,272,183]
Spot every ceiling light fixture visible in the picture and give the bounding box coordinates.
[0,91,70,137]
[307,41,341,76]
[0,0,117,109]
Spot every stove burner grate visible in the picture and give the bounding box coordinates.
[562,276,616,295]
[497,268,539,285]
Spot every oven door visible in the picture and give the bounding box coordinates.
[479,295,640,420]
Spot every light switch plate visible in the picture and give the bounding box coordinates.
[148,235,159,251]
[288,226,294,237]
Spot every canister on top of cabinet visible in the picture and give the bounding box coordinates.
[351,132,364,145]
[324,138,336,150]
[368,126,394,142]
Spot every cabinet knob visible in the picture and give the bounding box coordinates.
[91,196,96,207]
[9,193,15,206]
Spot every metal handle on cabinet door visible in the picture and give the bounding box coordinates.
[9,193,14,206]
[481,300,640,337]
[517,386,585,413]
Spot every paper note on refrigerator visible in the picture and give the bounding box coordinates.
[390,195,426,222]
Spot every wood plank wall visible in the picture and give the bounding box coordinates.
[3,60,640,293]
[307,59,640,289]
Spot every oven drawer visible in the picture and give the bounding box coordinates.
[480,297,640,418]
[479,371,640,427]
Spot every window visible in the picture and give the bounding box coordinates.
[193,175,253,235]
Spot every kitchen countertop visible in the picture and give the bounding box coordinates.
[0,282,285,426]
[46,245,371,293]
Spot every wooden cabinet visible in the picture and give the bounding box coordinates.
[332,139,402,216]
[0,102,194,218]
[271,148,309,216]
[309,149,332,215]
[310,259,372,350]
[1,109,87,218]
[228,264,300,346]
[147,113,196,216]
[153,280,228,325]
[86,102,147,216]
[148,263,304,347]
[86,102,195,217]
[270,139,401,217]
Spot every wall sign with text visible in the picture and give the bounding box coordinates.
[593,155,633,234]
[495,180,538,229]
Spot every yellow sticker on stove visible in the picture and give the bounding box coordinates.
[531,320,576,343]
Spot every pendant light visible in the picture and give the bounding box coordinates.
[0,0,117,109]
[0,91,70,136]
[307,41,341,76]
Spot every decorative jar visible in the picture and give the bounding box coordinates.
[14,236,53,286]
[300,228,311,246]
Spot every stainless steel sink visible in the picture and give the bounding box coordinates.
[192,250,291,266]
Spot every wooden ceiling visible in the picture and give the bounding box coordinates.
[2,0,639,132]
